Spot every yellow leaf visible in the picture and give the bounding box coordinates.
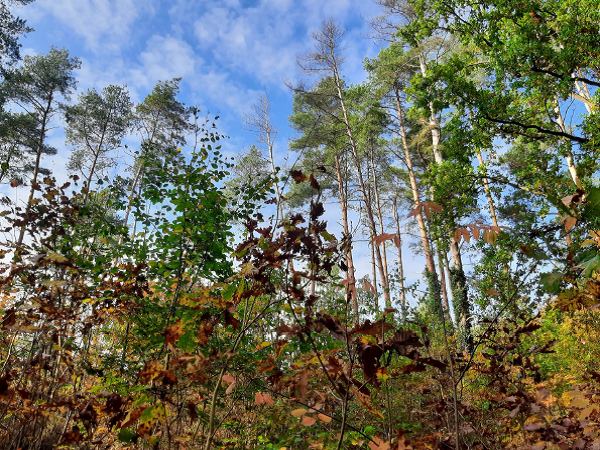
[291,408,308,417]
[317,413,332,423]
[580,405,597,420]
[46,252,69,263]
[582,239,597,247]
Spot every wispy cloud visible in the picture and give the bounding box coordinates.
[25,0,156,52]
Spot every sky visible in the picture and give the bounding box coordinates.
[11,0,431,307]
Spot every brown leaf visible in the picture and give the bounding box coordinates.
[291,170,308,183]
[263,393,275,405]
[163,321,184,346]
[373,233,396,246]
[351,319,394,337]
[454,228,462,244]
[369,437,391,450]
[309,174,321,190]
[187,402,198,422]
[255,392,264,405]
[301,415,316,426]
[10,180,18,188]
[565,216,577,232]
[364,280,377,294]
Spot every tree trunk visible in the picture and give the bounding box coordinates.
[394,88,437,276]
[393,197,407,317]
[370,143,391,308]
[17,95,52,248]
[554,98,582,189]
[334,154,358,316]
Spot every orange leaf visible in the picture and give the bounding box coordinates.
[255,392,264,405]
[291,408,308,417]
[301,415,316,426]
[225,382,236,395]
[454,228,462,244]
[373,233,396,246]
[318,413,332,423]
[364,280,376,294]
[368,437,391,450]
[565,216,577,232]
[222,374,235,384]
[263,393,275,405]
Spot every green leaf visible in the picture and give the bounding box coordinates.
[579,255,600,278]
[540,272,562,294]
[118,428,137,443]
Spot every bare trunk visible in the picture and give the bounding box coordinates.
[370,239,378,310]
[418,53,442,164]
[370,144,391,307]
[554,98,582,189]
[17,95,53,248]
[392,197,407,315]
[437,247,452,321]
[394,88,437,275]
[334,154,358,316]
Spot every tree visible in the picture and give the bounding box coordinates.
[365,42,444,316]
[0,0,34,70]
[65,85,133,202]
[298,19,392,308]
[243,91,284,222]
[0,46,80,247]
[119,78,191,246]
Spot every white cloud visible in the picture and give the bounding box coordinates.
[24,0,155,52]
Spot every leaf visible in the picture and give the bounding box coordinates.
[291,408,308,417]
[454,228,462,244]
[46,252,69,263]
[222,374,236,394]
[163,321,184,346]
[309,174,320,190]
[301,415,316,426]
[373,233,396,246]
[317,413,332,423]
[486,289,501,296]
[117,428,138,444]
[565,216,577,232]
[255,392,264,405]
[368,437,390,450]
[321,230,335,242]
[579,255,600,278]
[540,272,562,293]
[262,393,275,405]
[290,170,308,183]
[580,405,596,420]
[10,180,18,188]
[351,319,394,336]
[364,280,376,294]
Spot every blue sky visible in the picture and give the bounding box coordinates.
[12,0,432,307]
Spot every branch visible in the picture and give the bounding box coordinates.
[483,115,588,144]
